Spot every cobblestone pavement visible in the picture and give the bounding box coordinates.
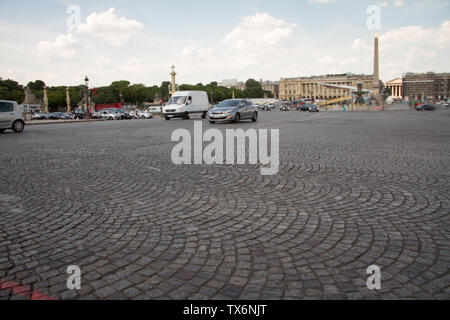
[0,110,449,300]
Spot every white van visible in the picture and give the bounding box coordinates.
[163,91,210,120]
[0,100,25,133]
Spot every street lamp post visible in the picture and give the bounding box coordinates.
[84,76,90,119]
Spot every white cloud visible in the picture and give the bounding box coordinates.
[36,33,81,61]
[352,20,450,79]
[224,13,297,51]
[182,45,215,61]
[96,56,113,69]
[76,8,143,46]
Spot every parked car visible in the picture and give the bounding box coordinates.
[280,105,290,112]
[99,110,121,120]
[61,113,74,120]
[208,99,258,124]
[137,110,154,119]
[118,110,133,119]
[31,111,48,120]
[0,100,25,133]
[309,105,320,113]
[415,104,437,111]
[48,112,63,120]
[73,109,85,119]
[261,104,275,111]
[298,104,312,112]
[163,91,210,120]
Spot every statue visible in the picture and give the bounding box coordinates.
[43,87,49,113]
[66,87,71,113]
[22,87,40,105]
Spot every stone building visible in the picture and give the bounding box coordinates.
[279,73,374,101]
[402,72,449,100]
[260,80,279,99]
[386,78,403,99]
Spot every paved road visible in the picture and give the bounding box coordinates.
[0,110,449,300]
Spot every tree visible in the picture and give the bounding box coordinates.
[27,80,46,91]
[160,81,171,101]
[244,79,265,98]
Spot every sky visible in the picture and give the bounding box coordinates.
[0,0,449,88]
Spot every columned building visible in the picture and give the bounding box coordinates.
[386,78,403,99]
[279,73,374,101]
[260,80,279,99]
[402,72,449,100]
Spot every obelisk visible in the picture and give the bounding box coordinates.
[373,33,380,95]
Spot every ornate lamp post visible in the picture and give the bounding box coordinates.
[84,76,90,119]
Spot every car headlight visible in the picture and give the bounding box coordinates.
[225,110,233,114]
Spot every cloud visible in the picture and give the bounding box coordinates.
[96,56,112,68]
[36,33,81,61]
[352,20,450,79]
[76,8,143,46]
[34,8,144,64]
[182,45,215,61]
[224,13,297,51]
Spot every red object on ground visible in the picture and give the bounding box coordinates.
[0,278,57,300]
[95,103,122,111]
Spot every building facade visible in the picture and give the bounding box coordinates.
[279,73,374,101]
[402,72,449,100]
[386,78,403,99]
[260,80,279,99]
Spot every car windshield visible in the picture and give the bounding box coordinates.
[217,100,241,108]
[169,96,187,105]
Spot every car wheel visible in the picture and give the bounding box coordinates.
[234,113,241,123]
[141,116,145,119]
[0,129,5,133]
[183,112,190,120]
[109,117,113,120]
[12,120,25,133]
[202,111,207,119]
[165,117,171,120]
[252,112,258,122]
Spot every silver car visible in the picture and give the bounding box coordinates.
[208,99,258,124]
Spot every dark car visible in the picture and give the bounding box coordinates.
[48,112,63,120]
[261,105,275,111]
[309,105,320,112]
[208,99,258,124]
[415,104,436,111]
[118,110,133,119]
[61,113,74,120]
[297,104,312,112]
[73,109,85,119]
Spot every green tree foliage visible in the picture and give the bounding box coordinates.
[0,77,277,109]
[0,78,25,102]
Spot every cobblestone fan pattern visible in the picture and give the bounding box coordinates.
[0,110,449,300]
